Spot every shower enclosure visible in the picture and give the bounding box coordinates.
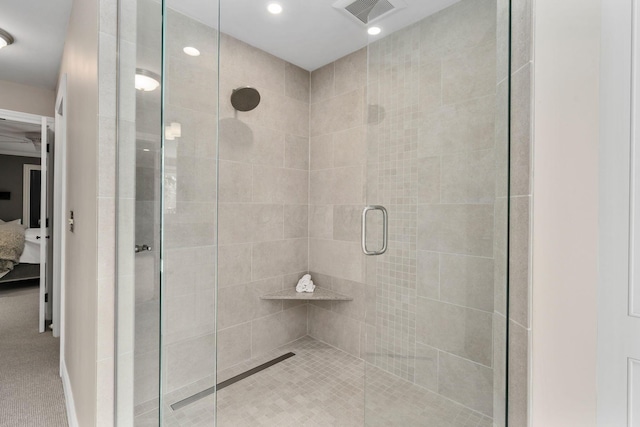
[116,0,511,425]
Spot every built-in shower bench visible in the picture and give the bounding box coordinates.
[260,288,352,301]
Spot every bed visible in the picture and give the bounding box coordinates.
[0,220,26,279]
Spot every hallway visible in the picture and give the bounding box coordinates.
[0,281,67,427]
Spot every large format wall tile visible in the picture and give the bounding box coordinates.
[440,253,494,312]
[509,196,531,328]
[308,305,361,357]
[218,203,283,245]
[418,95,496,157]
[442,41,497,105]
[219,122,284,168]
[508,320,529,426]
[333,205,362,242]
[217,324,251,371]
[510,63,532,197]
[252,305,309,355]
[414,343,438,392]
[284,205,308,239]
[418,204,495,257]
[165,333,216,392]
[310,62,334,104]
[252,239,309,280]
[252,165,308,205]
[417,250,440,299]
[334,48,367,96]
[310,89,364,137]
[438,351,493,416]
[220,33,286,95]
[219,161,252,203]
[417,298,493,366]
[440,149,496,204]
[308,205,333,239]
[310,167,364,205]
[285,63,310,104]
[309,238,364,283]
[217,244,252,287]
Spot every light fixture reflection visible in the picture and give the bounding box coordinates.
[165,122,182,141]
[183,46,200,56]
[0,29,15,49]
[135,68,160,91]
[267,3,283,14]
[368,26,382,36]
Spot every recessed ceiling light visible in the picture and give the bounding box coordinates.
[143,149,150,152]
[135,68,160,92]
[368,26,382,36]
[183,46,200,56]
[267,3,283,14]
[0,29,15,50]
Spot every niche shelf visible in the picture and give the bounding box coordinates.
[260,287,353,301]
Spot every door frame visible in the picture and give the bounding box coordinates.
[53,75,67,343]
[598,0,638,424]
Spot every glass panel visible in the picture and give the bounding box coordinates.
[160,1,219,425]
[363,0,510,425]
[116,0,164,425]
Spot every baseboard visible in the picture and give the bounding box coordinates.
[60,359,79,427]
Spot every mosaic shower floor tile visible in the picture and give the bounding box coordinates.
[135,336,492,426]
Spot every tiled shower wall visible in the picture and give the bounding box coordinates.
[307,46,369,357]
[215,30,311,373]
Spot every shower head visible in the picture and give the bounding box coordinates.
[231,87,261,112]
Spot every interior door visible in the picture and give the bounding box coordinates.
[38,117,48,333]
[599,0,640,424]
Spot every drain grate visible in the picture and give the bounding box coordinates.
[170,352,296,411]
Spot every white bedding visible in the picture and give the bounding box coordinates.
[0,222,26,278]
[19,228,41,264]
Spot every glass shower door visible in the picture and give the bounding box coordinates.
[363,0,510,425]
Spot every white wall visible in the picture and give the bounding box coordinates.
[0,80,55,117]
[58,0,99,424]
[531,0,600,425]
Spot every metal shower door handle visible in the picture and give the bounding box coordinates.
[361,205,388,256]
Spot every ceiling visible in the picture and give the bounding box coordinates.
[0,119,42,157]
[0,0,73,90]
[168,0,460,71]
[0,0,457,91]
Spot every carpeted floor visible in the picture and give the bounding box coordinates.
[0,281,68,427]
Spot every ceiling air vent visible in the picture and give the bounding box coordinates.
[334,0,406,25]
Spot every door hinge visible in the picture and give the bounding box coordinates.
[46,143,50,153]
[45,293,48,303]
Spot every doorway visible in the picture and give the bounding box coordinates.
[0,109,55,333]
